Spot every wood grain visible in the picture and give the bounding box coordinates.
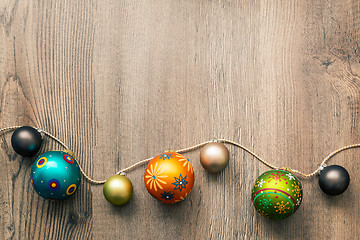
[1,0,359,239]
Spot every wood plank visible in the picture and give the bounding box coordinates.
[0,0,359,239]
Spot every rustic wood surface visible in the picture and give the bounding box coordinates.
[1,0,359,239]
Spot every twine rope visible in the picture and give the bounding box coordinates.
[1,126,359,184]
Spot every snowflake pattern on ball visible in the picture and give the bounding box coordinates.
[274,201,290,214]
[259,195,272,209]
[159,153,173,160]
[145,162,168,191]
[268,171,288,185]
[254,178,265,188]
[172,174,188,192]
[292,181,302,198]
[258,179,265,187]
[160,191,175,201]
[178,157,193,173]
[296,197,302,206]
[286,172,295,180]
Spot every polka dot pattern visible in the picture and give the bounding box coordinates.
[66,184,77,195]
[48,179,60,191]
[63,154,74,164]
[36,157,47,168]
[31,151,81,200]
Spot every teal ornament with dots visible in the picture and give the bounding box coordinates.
[252,169,303,220]
[30,151,81,200]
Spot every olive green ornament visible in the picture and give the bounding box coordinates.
[103,174,133,206]
[252,169,303,220]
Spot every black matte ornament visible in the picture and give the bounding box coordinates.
[319,165,350,196]
[11,126,43,157]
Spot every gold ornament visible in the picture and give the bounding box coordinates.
[200,142,229,173]
[103,175,133,206]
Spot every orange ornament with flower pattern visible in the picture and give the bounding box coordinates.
[144,152,195,203]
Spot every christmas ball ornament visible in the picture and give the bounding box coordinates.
[252,169,303,220]
[319,165,350,196]
[144,152,194,203]
[30,150,81,200]
[11,126,43,157]
[103,175,133,206]
[200,142,229,173]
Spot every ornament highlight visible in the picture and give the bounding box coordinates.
[200,142,229,173]
[103,175,133,206]
[31,151,81,200]
[252,169,303,220]
[318,165,350,196]
[144,152,194,203]
[11,126,43,157]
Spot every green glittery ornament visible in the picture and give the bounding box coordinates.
[252,169,303,220]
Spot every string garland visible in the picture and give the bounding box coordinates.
[1,125,356,219]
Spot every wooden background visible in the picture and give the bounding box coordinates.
[0,0,359,239]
